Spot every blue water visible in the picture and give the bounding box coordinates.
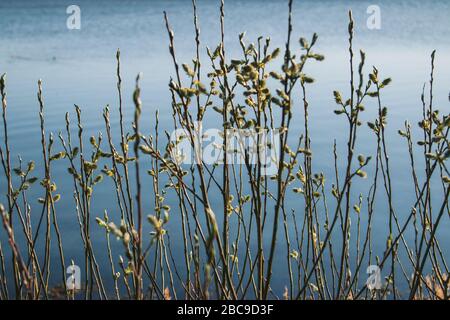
[1,0,449,298]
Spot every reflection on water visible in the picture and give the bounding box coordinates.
[1,0,449,295]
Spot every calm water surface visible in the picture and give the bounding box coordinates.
[1,0,449,296]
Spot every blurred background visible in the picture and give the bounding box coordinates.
[0,0,449,296]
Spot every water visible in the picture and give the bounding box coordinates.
[0,0,449,298]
